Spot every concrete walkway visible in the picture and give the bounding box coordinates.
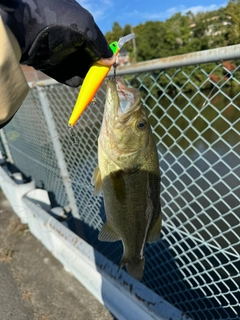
[0,190,113,320]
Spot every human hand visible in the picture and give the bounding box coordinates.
[0,0,115,87]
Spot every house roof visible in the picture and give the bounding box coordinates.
[119,47,128,56]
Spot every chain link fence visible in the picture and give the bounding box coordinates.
[1,47,240,319]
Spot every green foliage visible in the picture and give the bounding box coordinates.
[225,0,240,44]
[105,22,123,44]
[134,21,166,61]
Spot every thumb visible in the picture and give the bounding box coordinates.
[98,55,117,66]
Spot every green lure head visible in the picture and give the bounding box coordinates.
[109,41,119,55]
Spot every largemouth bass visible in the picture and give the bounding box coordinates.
[92,79,161,280]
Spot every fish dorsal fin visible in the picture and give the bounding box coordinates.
[91,165,102,196]
[98,223,120,242]
[147,212,162,243]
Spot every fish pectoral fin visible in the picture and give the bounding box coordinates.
[98,223,120,242]
[91,165,102,196]
[147,212,162,243]
[119,256,145,281]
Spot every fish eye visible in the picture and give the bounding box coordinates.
[137,120,147,130]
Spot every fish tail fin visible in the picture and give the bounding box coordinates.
[119,256,145,280]
[147,211,162,243]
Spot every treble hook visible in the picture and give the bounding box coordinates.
[68,125,79,146]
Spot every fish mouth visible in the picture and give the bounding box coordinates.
[105,79,141,126]
[116,80,141,116]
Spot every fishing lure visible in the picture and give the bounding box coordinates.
[68,33,135,127]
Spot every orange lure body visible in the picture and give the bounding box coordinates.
[68,62,112,126]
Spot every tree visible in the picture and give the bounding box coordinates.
[105,22,123,44]
[226,0,240,44]
[134,21,166,61]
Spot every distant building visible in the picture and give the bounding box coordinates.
[190,15,231,37]
[117,47,130,66]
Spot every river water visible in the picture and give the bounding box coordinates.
[151,86,239,284]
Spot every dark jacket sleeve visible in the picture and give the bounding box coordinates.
[0,0,113,87]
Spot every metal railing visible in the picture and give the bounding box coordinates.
[1,45,240,320]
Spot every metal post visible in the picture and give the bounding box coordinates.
[0,129,14,163]
[36,86,80,220]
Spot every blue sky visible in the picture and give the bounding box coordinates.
[77,0,228,34]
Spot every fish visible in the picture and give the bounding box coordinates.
[91,79,161,280]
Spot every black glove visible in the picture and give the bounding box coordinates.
[0,0,113,87]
